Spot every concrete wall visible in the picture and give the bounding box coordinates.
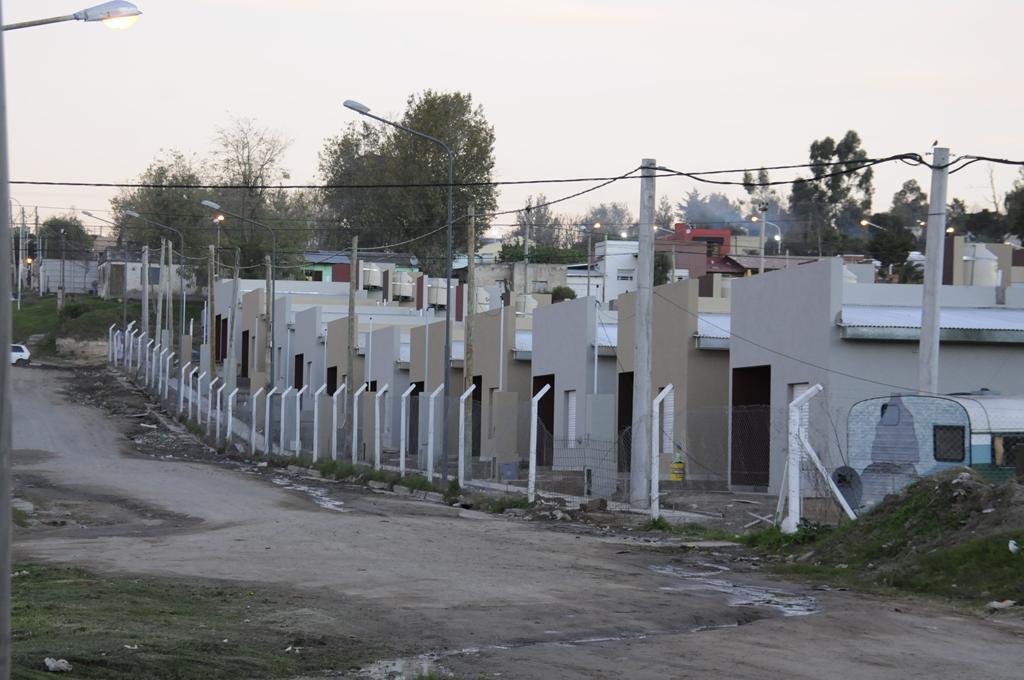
[37,258,98,295]
[732,258,1024,494]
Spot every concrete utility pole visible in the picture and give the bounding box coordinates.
[347,236,359,435]
[226,248,240,392]
[464,205,476,460]
[155,239,164,349]
[758,204,767,274]
[630,158,656,507]
[523,212,531,300]
[208,245,217,378]
[122,233,129,332]
[141,245,149,340]
[918,147,950,395]
[165,242,173,351]
[264,255,273,387]
[58,229,66,311]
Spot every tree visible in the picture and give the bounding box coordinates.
[40,214,93,260]
[515,194,565,248]
[654,251,673,285]
[654,195,676,232]
[864,213,917,267]
[551,285,576,303]
[789,130,874,252]
[889,179,928,228]
[1005,169,1024,238]
[318,90,498,273]
[580,202,634,237]
[676,190,745,229]
[947,198,968,231]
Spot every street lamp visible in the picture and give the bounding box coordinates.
[124,211,187,338]
[3,1,142,31]
[859,219,888,232]
[0,6,142,676]
[343,98,456,482]
[200,200,277,390]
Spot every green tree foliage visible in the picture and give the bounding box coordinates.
[863,213,917,266]
[676,190,745,230]
[889,179,929,228]
[318,90,498,273]
[580,202,634,238]
[551,285,577,303]
[654,195,676,232]
[654,251,674,285]
[516,194,567,247]
[498,243,584,264]
[963,209,1008,243]
[1005,170,1024,238]
[788,130,874,251]
[40,214,93,260]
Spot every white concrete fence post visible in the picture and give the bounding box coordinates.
[207,377,221,434]
[148,344,160,389]
[426,383,445,482]
[144,340,154,383]
[126,329,137,371]
[158,349,170,396]
[163,352,175,401]
[263,386,279,456]
[124,322,136,369]
[651,384,674,520]
[226,387,239,446]
[108,324,117,364]
[351,382,368,465]
[782,384,823,534]
[528,384,551,504]
[178,363,192,416]
[194,372,207,422]
[331,385,346,462]
[292,385,308,453]
[312,384,327,463]
[279,386,295,455]
[250,387,265,455]
[374,384,390,470]
[215,383,226,444]
[188,367,200,420]
[399,383,416,477]
[458,384,476,488]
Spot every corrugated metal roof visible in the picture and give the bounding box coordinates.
[697,313,731,339]
[840,305,1024,331]
[595,323,618,348]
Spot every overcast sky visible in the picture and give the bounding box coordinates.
[5,0,1023,235]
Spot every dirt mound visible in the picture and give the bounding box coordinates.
[780,468,1024,603]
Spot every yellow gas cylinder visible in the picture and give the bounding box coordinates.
[670,458,686,482]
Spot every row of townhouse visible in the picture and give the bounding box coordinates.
[196,253,1024,510]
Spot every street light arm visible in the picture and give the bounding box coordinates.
[4,2,141,31]
[3,15,76,31]
[199,202,277,249]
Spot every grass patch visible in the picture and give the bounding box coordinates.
[744,470,1024,603]
[12,507,30,528]
[399,474,437,493]
[482,495,529,514]
[11,564,374,679]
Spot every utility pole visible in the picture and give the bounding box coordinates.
[464,205,476,461]
[141,245,149,341]
[154,239,164,348]
[122,232,129,332]
[918,147,949,395]
[758,204,767,274]
[347,236,359,444]
[523,212,531,302]
[208,245,217,378]
[264,255,273,386]
[165,242,174,352]
[58,229,66,312]
[226,248,240,392]
[586,227,593,299]
[630,158,656,508]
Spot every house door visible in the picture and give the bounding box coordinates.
[240,330,249,378]
[532,374,555,466]
[617,371,634,472]
[731,365,771,488]
[471,375,482,458]
[294,353,304,390]
[409,382,423,457]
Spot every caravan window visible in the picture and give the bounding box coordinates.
[933,425,966,462]
[880,402,900,425]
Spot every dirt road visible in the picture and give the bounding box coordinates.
[12,367,1024,679]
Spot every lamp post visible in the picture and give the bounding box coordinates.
[751,215,784,261]
[200,200,276,389]
[587,222,600,299]
[0,6,143,678]
[343,98,456,482]
[3,1,141,31]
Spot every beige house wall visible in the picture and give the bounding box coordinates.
[241,289,267,388]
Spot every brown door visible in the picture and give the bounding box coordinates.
[731,365,771,488]
[294,353,304,390]
[240,331,249,378]
[532,375,555,466]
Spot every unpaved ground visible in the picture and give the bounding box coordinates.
[11,366,1024,679]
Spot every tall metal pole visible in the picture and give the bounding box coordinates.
[586,229,592,299]
[122,233,129,331]
[918,147,949,395]
[441,148,454,483]
[758,205,767,274]
[630,159,656,507]
[154,239,164,348]
[0,10,15,675]
[264,255,273,386]
[208,245,216,378]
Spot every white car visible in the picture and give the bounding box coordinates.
[10,344,30,366]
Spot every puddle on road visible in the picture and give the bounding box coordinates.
[270,475,349,512]
[650,564,820,617]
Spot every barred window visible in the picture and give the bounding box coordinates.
[933,425,965,462]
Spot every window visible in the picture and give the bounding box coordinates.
[933,425,966,462]
[488,387,497,437]
[616,268,635,281]
[993,434,1024,467]
[880,402,900,425]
